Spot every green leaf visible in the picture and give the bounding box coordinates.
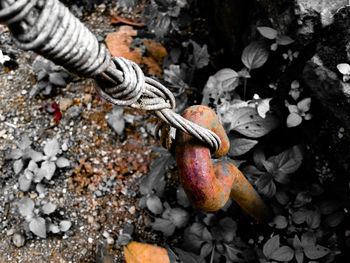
[228,137,258,156]
[241,41,269,70]
[257,27,278,39]
[270,246,294,261]
[304,245,330,260]
[227,107,278,138]
[29,217,47,238]
[263,235,280,259]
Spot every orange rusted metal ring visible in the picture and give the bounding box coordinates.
[175,105,271,222]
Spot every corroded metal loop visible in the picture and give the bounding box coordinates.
[175,105,272,222]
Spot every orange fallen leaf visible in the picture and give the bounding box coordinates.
[143,39,167,64]
[123,241,170,263]
[141,56,163,77]
[105,26,142,64]
[142,39,167,77]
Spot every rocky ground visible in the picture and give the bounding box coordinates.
[0,4,163,263]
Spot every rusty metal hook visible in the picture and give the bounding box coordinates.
[175,105,272,222]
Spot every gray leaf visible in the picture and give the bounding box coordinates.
[7,148,23,160]
[40,161,56,180]
[56,157,70,168]
[229,137,258,157]
[43,139,60,157]
[263,235,280,258]
[49,72,66,86]
[59,220,72,232]
[18,197,34,217]
[48,223,60,234]
[18,172,33,192]
[241,41,269,70]
[146,195,163,215]
[151,218,175,236]
[29,217,47,238]
[13,159,23,175]
[41,203,57,215]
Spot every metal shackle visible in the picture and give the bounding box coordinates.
[175,105,271,222]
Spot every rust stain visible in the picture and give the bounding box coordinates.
[175,105,271,221]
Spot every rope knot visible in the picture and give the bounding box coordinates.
[97,57,145,106]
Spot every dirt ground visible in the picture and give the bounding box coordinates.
[0,4,162,263]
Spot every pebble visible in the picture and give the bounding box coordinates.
[12,233,26,248]
[59,98,73,111]
[88,237,93,243]
[128,206,136,215]
[106,237,114,246]
[92,222,101,231]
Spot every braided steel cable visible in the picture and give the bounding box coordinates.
[0,0,221,153]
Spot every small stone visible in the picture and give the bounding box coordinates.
[87,215,94,224]
[12,233,26,248]
[128,206,136,215]
[106,237,114,246]
[7,228,15,236]
[21,90,28,95]
[59,98,73,112]
[102,230,110,238]
[61,142,68,151]
[88,237,93,243]
[92,222,101,231]
[83,94,92,105]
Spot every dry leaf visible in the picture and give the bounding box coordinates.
[142,57,163,76]
[105,26,142,64]
[123,241,170,263]
[142,39,167,77]
[143,39,167,63]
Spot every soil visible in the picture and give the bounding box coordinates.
[0,4,163,263]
